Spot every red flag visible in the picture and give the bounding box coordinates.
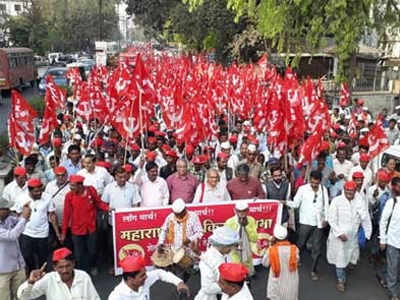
[38,101,58,145]
[8,90,37,156]
[339,82,350,106]
[45,75,66,110]
[367,120,389,159]
[347,113,359,139]
[298,124,324,166]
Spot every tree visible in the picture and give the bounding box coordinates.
[184,0,400,81]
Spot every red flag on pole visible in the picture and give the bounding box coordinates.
[8,90,37,156]
[339,82,350,106]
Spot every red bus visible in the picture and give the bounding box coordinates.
[0,48,37,91]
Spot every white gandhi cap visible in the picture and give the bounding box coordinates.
[172,198,186,214]
[273,224,288,240]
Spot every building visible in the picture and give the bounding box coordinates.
[0,0,27,17]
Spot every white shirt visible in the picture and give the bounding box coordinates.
[139,176,169,207]
[2,180,27,207]
[18,269,100,300]
[333,158,353,180]
[158,211,203,250]
[103,181,142,224]
[286,183,328,228]
[380,197,400,248]
[14,193,56,238]
[193,182,231,203]
[221,283,253,300]
[44,180,70,224]
[108,269,182,300]
[367,184,391,206]
[78,166,114,195]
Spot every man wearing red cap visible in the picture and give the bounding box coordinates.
[167,159,198,204]
[14,178,58,274]
[193,169,231,203]
[216,152,234,186]
[327,181,372,292]
[18,247,100,300]
[160,150,178,179]
[109,255,189,300]
[44,166,70,244]
[2,166,27,208]
[61,174,110,275]
[190,155,208,183]
[218,263,253,300]
[349,153,372,192]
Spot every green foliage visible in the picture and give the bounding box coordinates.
[185,0,400,82]
[4,0,120,55]
[29,95,45,117]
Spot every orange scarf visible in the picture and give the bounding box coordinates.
[167,213,189,245]
[269,241,297,278]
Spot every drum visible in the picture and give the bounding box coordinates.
[173,248,195,269]
[151,246,174,268]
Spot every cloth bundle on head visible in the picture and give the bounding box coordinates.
[53,247,72,262]
[209,226,239,246]
[120,255,145,273]
[219,263,248,282]
[172,198,186,214]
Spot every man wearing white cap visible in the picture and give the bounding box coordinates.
[239,144,262,179]
[158,198,203,251]
[220,142,239,171]
[195,226,239,300]
[225,201,258,275]
[262,225,299,300]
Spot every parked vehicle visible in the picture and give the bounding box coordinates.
[38,67,68,94]
[48,52,63,65]
[0,47,37,91]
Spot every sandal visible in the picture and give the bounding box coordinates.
[336,281,345,292]
[311,272,319,281]
[376,275,387,289]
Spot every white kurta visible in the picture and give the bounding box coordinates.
[327,195,372,268]
[221,283,253,300]
[262,245,299,300]
[195,246,226,300]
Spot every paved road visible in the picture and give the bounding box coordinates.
[92,251,387,300]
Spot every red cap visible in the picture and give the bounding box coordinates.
[330,131,338,138]
[64,115,72,120]
[193,155,207,165]
[344,181,357,190]
[14,166,26,176]
[130,143,140,152]
[96,161,111,169]
[166,150,178,158]
[120,255,145,273]
[359,138,369,147]
[146,151,157,161]
[52,247,72,262]
[91,138,103,148]
[359,153,370,162]
[352,171,364,179]
[218,263,248,282]
[69,174,85,183]
[229,135,238,143]
[377,170,391,182]
[148,137,157,144]
[185,144,195,156]
[52,138,62,147]
[148,125,157,133]
[161,144,171,152]
[320,141,330,151]
[217,152,230,160]
[155,131,165,137]
[27,178,42,188]
[358,98,365,105]
[337,142,347,149]
[54,166,67,175]
[123,164,133,173]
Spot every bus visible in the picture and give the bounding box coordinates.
[0,48,37,91]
